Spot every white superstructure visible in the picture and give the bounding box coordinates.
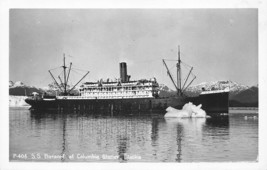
[200,87,230,95]
[78,79,159,99]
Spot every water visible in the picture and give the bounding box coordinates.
[9,107,258,162]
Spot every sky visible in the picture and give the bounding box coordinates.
[9,9,258,88]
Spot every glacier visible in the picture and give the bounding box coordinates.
[9,95,29,107]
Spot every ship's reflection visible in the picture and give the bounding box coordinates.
[29,110,229,162]
[117,135,128,162]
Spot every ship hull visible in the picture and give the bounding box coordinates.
[25,92,229,118]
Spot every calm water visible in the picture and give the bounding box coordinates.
[9,107,258,162]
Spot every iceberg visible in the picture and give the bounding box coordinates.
[164,102,209,118]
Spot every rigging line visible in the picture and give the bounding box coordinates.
[71,69,88,76]
[180,61,193,68]
[58,70,64,78]
[66,61,72,89]
[71,67,89,72]
[48,70,63,92]
[70,71,88,84]
[164,60,177,69]
[162,59,178,91]
[178,51,194,63]
[68,71,89,93]
[49,66,62,71]
[71,69,84,76]
[184,71,196,79]
[161,61,167,84]
[58,75,64,86]
[172,75,178,86]
[181,63,191,69]
[69,68,79,74]
[163,59,178,61]
[181,67,194,91]
[182,64,192,71]
[169,64,176,71]
[67,76,73,87]
[168,70,178,87]
[190,71,196,77]
[180,51,193,59]
[182,76,196,93]
[71,64,87,70]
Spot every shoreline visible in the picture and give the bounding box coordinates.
[9,106,258,115]
[229,107,258,114]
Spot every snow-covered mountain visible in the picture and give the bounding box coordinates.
[9,81,44,96]
[9,81,14,87]
[158,84,176,97]
[159,80,258,106]
[9,81,36,88]
[9,80,79,96]
[9,81,25,88]
[159,84,174,92]
[185,80,257,106]
[186,80,250,95]
[159,80,252,98]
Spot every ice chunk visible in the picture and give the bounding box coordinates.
[165,107,191,118]
[164,102,208,118]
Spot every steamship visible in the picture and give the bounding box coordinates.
[25,47,229,118]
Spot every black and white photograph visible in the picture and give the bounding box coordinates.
[1,0,267,170]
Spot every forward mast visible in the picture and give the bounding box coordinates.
[49,54,89,96]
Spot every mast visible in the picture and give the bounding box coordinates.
[48,55,89,96]
[163,45,196,97]
[177,46,182,96]
[63,54,67,95]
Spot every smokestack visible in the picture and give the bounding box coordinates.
[120,62,128,82]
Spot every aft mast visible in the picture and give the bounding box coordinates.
[163,45,196,97]
[63,54,67,95]
[177,46,182,96]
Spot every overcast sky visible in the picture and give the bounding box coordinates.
[9,9,258,88]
